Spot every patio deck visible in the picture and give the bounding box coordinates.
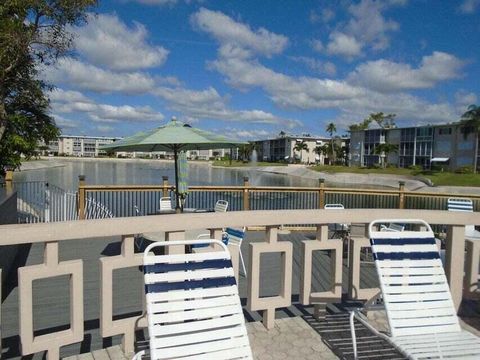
[1,229,479,359]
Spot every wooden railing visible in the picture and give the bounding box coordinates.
[77,175,480,219]
[0,209,479,359]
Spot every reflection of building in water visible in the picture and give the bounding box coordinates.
[254,133,349,165]
[349,123,480,171]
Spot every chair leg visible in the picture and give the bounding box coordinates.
[240,250,247,277]
[349,311,358,360]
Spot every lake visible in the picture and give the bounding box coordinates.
[13,158,317,191]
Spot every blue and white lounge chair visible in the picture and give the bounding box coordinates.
[133,239,252,360]
[448,198,480,238]
[349,219,480,359]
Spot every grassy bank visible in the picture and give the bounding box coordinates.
[212,160,287,167]
[309,165,480,187]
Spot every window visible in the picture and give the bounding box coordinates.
[439,127,452,135]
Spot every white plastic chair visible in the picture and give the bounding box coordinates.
[215,200,229,212]
[159,197,174,213]
[84,198,113,219]
[324,203,350,259]
[224,227,247,277]
[133,239,253,360]
[349,219,480,359]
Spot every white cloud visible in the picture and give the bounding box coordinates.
[322,0,405,59]
[289,56,337,76]
[191,8,288,58]
[96,125,115,133]
[73,14,169,71]
[53,114,79,129]
[51,88,164,123]
[459,0,480,13]
[49,88,93,103]
[134,0,177,5]
[348,52,465,92]
[326,31,363,58]
[309,8,335,24]
[222,127,271,140]
[455,90,478,114]
[310,39,324,53]
[43,58,155,93]
[153,85,301,128]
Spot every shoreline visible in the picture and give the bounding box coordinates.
[18,157,480,194]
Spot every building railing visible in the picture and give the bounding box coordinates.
[0,209,478,359]
[77,175,480,219]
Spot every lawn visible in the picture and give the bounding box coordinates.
[212,160,287,167]
[309,165,480,187]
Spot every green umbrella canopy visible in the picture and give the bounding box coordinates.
[100,118,247,153]
[100,117,247,210]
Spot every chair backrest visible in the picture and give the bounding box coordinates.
[369,219,460,337]
[143,240,252,360]
[224,227,245,246]
[324,203,345,209]
[159,197,172,211]
[215,199,228,212]
[448,197,476,237]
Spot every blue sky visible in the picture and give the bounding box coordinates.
[43,0,480,140]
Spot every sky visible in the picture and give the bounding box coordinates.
[42,0,480,140]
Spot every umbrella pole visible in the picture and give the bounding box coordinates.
[173,146,182,213]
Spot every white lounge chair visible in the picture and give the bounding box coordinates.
[349,219,480,359]
[215,199,229,212]
[380,223,405,232]
[133,239,252,360]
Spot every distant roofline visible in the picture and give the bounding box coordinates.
[253,134,349,142]
[349,121,462,133]
[59,134,123,140]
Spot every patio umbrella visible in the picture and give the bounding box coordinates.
[100,117,247,211]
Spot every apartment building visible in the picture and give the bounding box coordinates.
[254,133,349,164]
[47,135,122,157]
[349,123,479,171]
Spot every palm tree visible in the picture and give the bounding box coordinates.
[238,142,256,162]
[293,141,309,163]
[326,123,337,164]
[459,104,480,173]
[373,143,398,168]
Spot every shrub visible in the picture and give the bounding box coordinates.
[454,165,474,174]
[408,165,422,172]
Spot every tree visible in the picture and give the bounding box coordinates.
[373,143,398,168]
[349,118,372,131]
[459,104,480,173]
[367,112,396,129]
[326,123,337,164]
[238,142,256,162]
[0,0,96,174]
[293,141,309,163]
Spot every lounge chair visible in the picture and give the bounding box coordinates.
[380,223,405,232]
[214,199,229,212]
[349,219,480,359]
[133,239,252,360]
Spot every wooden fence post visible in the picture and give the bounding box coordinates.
[398,181,405,209]
[243,176,250,211]
[78,175,86,220]
[5,170,13,195]
[162,176,169,197]
[319,178,325,209]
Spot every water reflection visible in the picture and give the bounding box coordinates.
[14,159,317,191]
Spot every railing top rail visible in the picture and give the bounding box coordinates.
[1,209,478,246]
[79,183,480,199]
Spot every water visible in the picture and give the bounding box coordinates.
[13,158,317,191]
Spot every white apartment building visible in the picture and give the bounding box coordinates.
[47,135,122,157]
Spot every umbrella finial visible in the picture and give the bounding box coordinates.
[171,116,177,122]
